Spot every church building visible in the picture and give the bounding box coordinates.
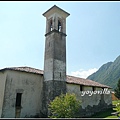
[0,5,112,118]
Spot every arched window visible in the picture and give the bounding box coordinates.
[58,20,62,32]
[50,19,53,31]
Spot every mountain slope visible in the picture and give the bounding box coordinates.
[87,55,120,90]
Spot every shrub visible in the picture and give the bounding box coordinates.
[48,93,81,118]
[116,102,120,112]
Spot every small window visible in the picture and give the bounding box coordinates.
[92,86,95,91]
[80,85,84,91]
[16,93,22,107]
[102,87,104,90]
[60,72,61,78]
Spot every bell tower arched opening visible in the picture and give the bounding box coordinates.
[58,20,62,32]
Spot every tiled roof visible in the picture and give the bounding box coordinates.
[66,75,110,88]
[0,66,43,75]
[0,66,111,88]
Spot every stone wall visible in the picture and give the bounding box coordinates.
[41,80,66,117]
[66,83,112,117]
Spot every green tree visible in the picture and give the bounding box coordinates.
[48,93,81,118]
[115,78,120,99]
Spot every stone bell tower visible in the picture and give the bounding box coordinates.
[42,5,70,117]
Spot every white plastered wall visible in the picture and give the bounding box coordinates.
[2,70,43,118]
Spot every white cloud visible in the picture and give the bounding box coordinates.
[70,68,98,79]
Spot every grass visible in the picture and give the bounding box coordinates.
[90,100,120,119]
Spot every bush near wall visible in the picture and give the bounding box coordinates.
[48,93,81,118]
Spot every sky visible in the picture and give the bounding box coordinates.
[0,1,120,78]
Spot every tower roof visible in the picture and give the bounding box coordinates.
[43,5,70,18]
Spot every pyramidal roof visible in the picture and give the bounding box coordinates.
[43,5,70,18]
